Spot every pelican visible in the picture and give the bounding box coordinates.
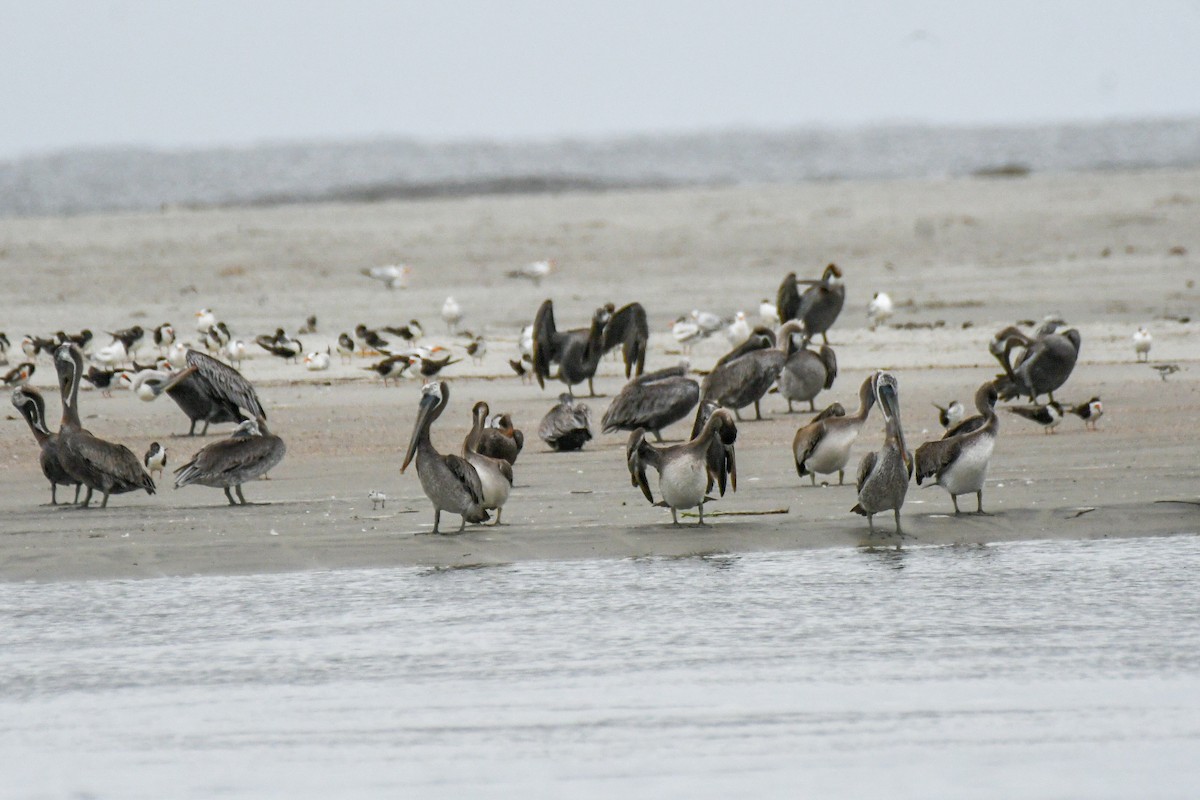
[701,322,802,420]
[867,291,894,330]
[174,417,286,505]
[1068,396,1103,431]
[778,335,837,413]
[851,371,912,537]
[915,381,999,514]
[532,300,609,396]
[143,441,167,481]
[52,344,156,508]
[11,386,81,504]
[1006,401,1063,433]
[463,402,514,525]
[778,264,845,344]
[599,302,649,378]
[362,264,411,290]
[627,406,737,526]
[442,296,464,332]
[133,349,266,436]
[401,381,489,532]
[991,324,1081,403]
[463,402,523,464]
[933,400,965,430]
[1133,327,1152,362]
[793,374,877,486]
[538,394,593,451]
[602,363,699,441]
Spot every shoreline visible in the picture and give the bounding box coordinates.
[1,168,1197,582]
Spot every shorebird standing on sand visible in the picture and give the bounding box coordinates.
[867,291,894,330]
[362,264,411,290]
[1133,326,1152,362]
[144,442,167,481]
[442,297,464,333]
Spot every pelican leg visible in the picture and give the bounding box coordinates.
[866,514,875,534]
[754,400,763,420]
[810,399,817,412]
[671,507,679,526]
[733,408,743,421]
[951,494,961,515]
[73,484,82,503]
[224,487,236,506]
[974,491,991,515]
[821,332,830,345]
[235,485,247,505]
[50,483,57,505]
[200,420,211,436]
[838,470,845,485]
[100,491,110,509]
[587,377,597,397]
[810,473,817,487]
[893,509,913,540]
[432,508,441,534]
[493,508,502,526]
[786,400,794,413]
[697,502,708,527]
[458,515,466,533]
[652,430,664,443]
[80,487,93,507]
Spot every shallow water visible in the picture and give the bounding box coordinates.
[3,535,1200,798]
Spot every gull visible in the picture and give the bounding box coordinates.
[867,291,894,330]
[1133,326,1152,362]
[759,299,780,327]
[442,296,464,332]
[361,264,411,290]
[725,311,751,346]
[506,259,555,285]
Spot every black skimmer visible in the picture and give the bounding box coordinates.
[1067,396,1103,431]
[365,355,409,386]
[1006,401,1063,433]
[143,442,167,481]
[2,362,35,387]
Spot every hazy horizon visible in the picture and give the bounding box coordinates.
[5,1,1200,160]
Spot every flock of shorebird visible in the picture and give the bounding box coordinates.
[0,260,1177,539]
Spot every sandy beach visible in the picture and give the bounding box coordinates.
[1,168,1197,582]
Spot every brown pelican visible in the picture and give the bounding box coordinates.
[144,442,167,481]
[601,363,699,441]
[462,403,513,525]
[464,403,523,464]
[777,264,845,345]
[133,349,265,436]
[627,407,737,526]
[701,323,802,420]
[401,381,489,532]
[600,302,649,378]
[991,324,1081,403]
[174,418,285,505]
[11,386,81,504]
[532,301,609,396]
[915,381,999,514]
[793,375,877,486]
[538,394,593,451]
[1068,396,1103,431]
[778,336,837,413]
[851,371,912,537]
[52,344,156,508]
[1006,401,1063,433]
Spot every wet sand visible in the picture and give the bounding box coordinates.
[1,168,1197,582]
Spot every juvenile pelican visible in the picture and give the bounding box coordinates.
[627,407,737,526]
[778,264,845,344]
[915,381,999,514]
[11,386,81,504]
[135,350,265,436]
[401,381,489,532]
[532,300,609,396]
[174,418,286,505]
[538,394,593,451]
[851,371,912,537]
[480,412,524,464]
[1133,327,1152,362]
[701,322,802,420]
[601,363,699,441]
[793,374,876,486]
[53,345,156,508]
[778,336,837,413]
[992,325,1081,403]
[463,402,514,525]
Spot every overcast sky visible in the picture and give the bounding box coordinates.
[3,1,1198,159]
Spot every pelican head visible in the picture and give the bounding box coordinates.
[401,381,447,474]
[873,370,910,471]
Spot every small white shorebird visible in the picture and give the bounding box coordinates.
[759,299,779,327]
[195,308,216,334]
[725,311,751,346]
[442,296,463,333]
[506,259,554,285]
[362,264,411,290]
[671,317,704,355]
[868,291,894,330]
[304,349,331,371]
[167,341,188,369]
[224,339,248,368]
[368,489,387,510]
[1133,326,1152,362]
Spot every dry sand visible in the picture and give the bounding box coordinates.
[1,168,1198,582]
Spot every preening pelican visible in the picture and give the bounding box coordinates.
[627,406,737,526]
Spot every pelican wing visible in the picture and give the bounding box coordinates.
[73,434,156,494]
[602,302,649,378]
[914,436,962,485]
[444,453,485,506]
[706,434,737,496]
[855,450,877,494]
[174,435,274,487]
[186,350,266,420]
[792,419,828,476]
[942,414,987,438]
[601,374,699,433]
[531,299,558,389]
[818,345,838,389]
[702,350,783,407]
[777,272,801,323]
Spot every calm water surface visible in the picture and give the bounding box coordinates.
[2,535,1200,799]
